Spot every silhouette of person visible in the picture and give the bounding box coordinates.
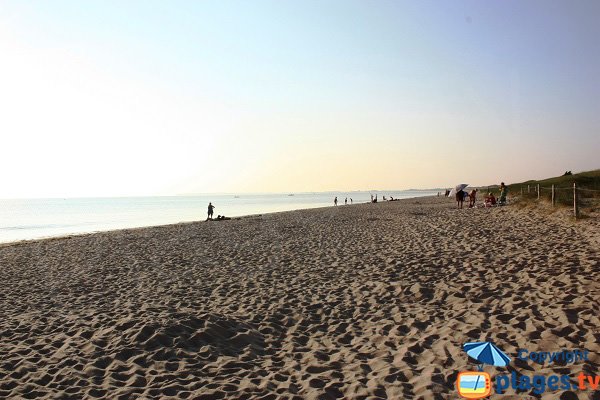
[456,190,464,209]
[334,197,338,206]
[345,197,347,205]
[207,202,215,220]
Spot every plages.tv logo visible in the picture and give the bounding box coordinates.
[456,342,597,397]
[456,341,511,399]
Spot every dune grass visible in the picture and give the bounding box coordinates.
[505,169,600,217]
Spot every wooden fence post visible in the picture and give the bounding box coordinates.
[573,183,579,219]
[551,185,555,207]
[537,184,540,200]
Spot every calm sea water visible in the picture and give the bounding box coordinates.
[0,191,438,243]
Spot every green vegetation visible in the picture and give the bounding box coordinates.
[506,169,600,216]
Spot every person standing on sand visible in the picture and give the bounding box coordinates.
[350,198,353,204]
[334,197,338,206]
[345,197,347,205]
[469,189,478,208]
[499,182,508,204]
[207,202,215,220]
[456,190,465,209]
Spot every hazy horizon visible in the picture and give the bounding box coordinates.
[1,1,598,198]
[1,188,441,201]
[0,169,596,200]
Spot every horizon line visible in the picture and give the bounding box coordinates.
[0,188,448,201]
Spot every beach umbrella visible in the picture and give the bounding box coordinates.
[463,342,511,367]
[449,184,469,197]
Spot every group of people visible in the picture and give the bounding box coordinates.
[206,202,230,221]
[333,194,398,206]
[454,189,478,209]
[333,197,354,206]
[454,182,508,209]
[209,186,509,218]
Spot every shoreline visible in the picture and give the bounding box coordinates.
[0,194,428,247]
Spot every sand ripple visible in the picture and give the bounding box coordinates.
[1,197,598,399]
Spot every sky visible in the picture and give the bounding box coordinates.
[0,0,598,198]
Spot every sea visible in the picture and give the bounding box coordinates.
[0,190,439,243]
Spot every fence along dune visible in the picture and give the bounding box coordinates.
[509,169,600,218]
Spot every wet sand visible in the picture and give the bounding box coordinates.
[0,196,598,399]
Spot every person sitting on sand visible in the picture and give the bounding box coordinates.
[484,193,497,207]
[215,215,231,221]
[207,202,215,220]
[469,189,478,208]
[456,189,465,209]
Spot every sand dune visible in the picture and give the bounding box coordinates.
[0,196,598,399]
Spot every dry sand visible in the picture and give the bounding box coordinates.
[0,196,598,399]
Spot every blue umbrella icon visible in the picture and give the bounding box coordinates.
[463,342,511,367]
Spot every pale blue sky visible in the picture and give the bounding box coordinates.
[1,1,598,197]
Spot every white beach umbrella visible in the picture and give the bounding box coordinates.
[449,184,469,196]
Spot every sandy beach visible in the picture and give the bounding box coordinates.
[0,196,598,399]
